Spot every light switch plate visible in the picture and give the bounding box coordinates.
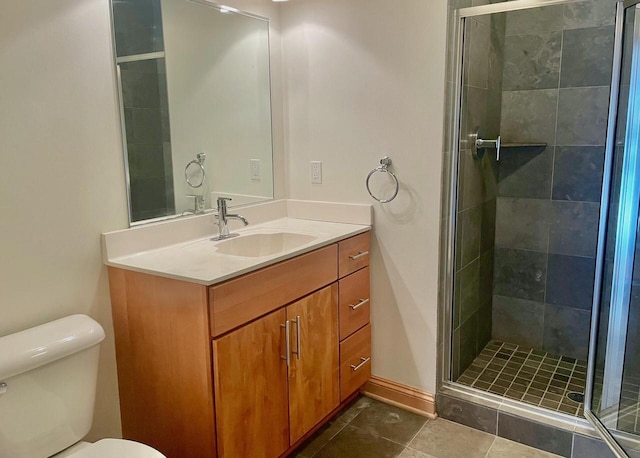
[250,159,261,181]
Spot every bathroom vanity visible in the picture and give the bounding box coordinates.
[104,215,371,458]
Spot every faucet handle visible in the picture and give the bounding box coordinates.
[216,197,232,214]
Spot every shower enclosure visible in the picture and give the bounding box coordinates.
[441,0,640,456]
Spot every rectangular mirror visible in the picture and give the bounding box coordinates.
[111,0,274,224]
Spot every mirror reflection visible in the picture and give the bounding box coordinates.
[111,0,274,224]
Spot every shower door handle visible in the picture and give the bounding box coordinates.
[475,135,502,161]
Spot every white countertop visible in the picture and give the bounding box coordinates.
[105,217,370,286]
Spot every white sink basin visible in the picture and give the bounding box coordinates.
[214,232,318,257]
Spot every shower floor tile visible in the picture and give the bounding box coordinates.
[595,374,640,435]
[457,340,587,417]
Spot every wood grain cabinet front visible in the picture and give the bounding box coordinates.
[108,232,372,458]
[213,285,340,456]
[338,232,371,278]
[212,309,290,458]
[339,324,372,402]
[338,266,370,340]
[286,284,340,445]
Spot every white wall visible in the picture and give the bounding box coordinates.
[0,0,128,440]
[0,0,447,446]
[163,0,274,212]
[226,0,288,202]
[0,0,286,442]
[280,0,447,393]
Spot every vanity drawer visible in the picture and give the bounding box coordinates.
[339,267,370,340]
[339,324,371,401]
[209,244,338,337]
[338,231,371,278]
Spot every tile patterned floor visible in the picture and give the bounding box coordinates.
[293,396,562,458]
[596,372,640,435]
[456,340,587,417]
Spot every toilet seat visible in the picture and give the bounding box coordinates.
[64,439,166,458]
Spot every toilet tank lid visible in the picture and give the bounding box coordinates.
[0,314,105,380]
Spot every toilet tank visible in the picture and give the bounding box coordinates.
[0,315,106,458]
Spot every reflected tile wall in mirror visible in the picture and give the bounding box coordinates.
[111,0,275,224]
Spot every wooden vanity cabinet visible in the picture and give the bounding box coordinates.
[108,269,217,458]
[108,231,371,458]
[212,284,340,457]
[286,284,340,444]
[337,232,372,402]
[339,266,370,340]
[212,308,290,458]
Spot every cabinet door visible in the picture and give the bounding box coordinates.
[287,284,340,444]
[213,308,289,458]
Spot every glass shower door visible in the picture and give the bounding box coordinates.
[587,2,640,456]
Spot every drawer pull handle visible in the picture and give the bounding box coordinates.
[292,316,301,360]
[349,298,370,310]
[0,382,6,396]
[350,357,371,372]
[349,251,369,261]
[281,321,291,367]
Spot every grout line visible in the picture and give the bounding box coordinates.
[403,418,432,451]
[305,412,352,457]
[537,354,562,409]
[492,246,599,261]
[514,348,540,399]
[501,85,611,93]
[345,422,412,449]
[636,382,640,433]
[461,341,589,417]
[493,344,525,395]
[570,424,576,458]
[483,436,498,458]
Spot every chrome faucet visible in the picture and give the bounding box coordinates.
[213,197,249,240]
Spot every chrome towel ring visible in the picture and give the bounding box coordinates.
[185,153,206,188]
[366,156,399,203]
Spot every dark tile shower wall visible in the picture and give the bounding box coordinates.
[120,60,175,221]
[452,13,505,380]
[112,0,165,57]
[492,1,616,361]
[113,0,175,222]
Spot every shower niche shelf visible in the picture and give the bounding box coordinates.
[471,128,547,161]
[500,142,547,148]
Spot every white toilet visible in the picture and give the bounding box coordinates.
[0,314,166,458]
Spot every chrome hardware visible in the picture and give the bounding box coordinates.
[0,382,6,395]
[471,128,501,161]
[350,357,371,372]
[349,251,369,261]
[211,197,249,241]
[281,321,291,367]
[182,194,206,216]
[292,316,301,360]
[366,156,399,203]
[185,153,207,188]
[349,298,370,311]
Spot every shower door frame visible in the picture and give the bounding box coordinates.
[439,0,627,444]
[583,1,640,456]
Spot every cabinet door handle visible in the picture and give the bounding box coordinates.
[350,357,371,372]
[349,251,369,261]
[291,316,301,360]
[349,298,369,311]
[281,321,291,367]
